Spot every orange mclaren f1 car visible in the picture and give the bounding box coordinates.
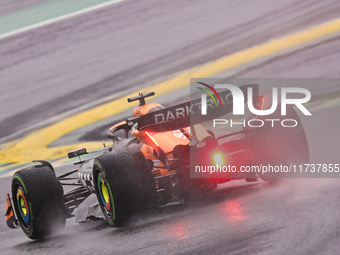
[5,84,309,239]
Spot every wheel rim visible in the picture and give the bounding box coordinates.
[100,179,110,209]
[97,174,113,215]
[20,197,27,215]
[16,187,30,225]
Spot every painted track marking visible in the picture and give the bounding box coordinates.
[1,18,340,174]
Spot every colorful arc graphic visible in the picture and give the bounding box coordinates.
[197,82,223,106]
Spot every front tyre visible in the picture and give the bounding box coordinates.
[11,165,65,240]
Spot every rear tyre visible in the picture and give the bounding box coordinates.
[247,104,309,183]
[11,165,65,240]
[93,148,158,227]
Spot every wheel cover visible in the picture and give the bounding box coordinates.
[98,175,111,212]
[16,187,30,224]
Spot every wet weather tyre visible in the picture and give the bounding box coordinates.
[93,149,158,227]
[247,104,309,183]
[11,165,65,240]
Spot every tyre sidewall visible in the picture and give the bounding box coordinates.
[12,166,65,239]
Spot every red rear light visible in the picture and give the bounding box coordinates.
[212,152,225,166]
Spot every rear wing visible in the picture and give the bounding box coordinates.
[137,84,259,132]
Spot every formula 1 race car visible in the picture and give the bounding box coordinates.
[5,84,309,239]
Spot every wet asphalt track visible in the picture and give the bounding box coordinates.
[1,0,340,140]
[0,0,340,254]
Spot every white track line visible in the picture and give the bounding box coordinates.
[0,0,126,40]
